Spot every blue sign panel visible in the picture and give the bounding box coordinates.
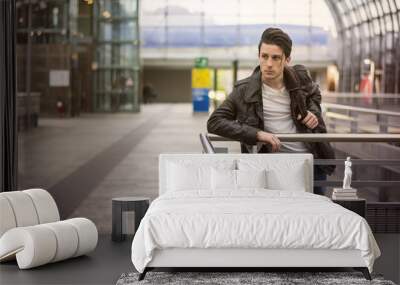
[192,88,209,112]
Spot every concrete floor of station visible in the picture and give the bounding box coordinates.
[18,103,235,233]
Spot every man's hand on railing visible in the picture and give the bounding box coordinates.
[256,131,281,152]
[298,111,318,129]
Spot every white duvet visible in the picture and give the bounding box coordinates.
[131,190,380,273]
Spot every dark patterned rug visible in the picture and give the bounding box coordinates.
[116,271,396,285]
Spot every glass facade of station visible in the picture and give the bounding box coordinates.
[93,0,140,112]
[15,0,140,118]
[326,0,400,93]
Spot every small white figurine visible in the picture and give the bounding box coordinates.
[343,157,352,189]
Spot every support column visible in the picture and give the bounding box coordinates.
[232,59,238,85]
[0,0,18,192]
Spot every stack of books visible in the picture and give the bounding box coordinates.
[332,188,358,200]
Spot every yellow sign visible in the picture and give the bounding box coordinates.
[192,68,212,89]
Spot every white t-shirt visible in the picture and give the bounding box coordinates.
[261,82,308,153]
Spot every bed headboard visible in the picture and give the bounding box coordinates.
[159,153,314,195]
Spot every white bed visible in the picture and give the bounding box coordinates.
[131,154,380,280]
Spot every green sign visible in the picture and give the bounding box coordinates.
[195,57,208,68]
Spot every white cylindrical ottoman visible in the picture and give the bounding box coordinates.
[0,218,98,269]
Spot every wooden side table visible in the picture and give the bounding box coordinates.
[112,197,150,242]
[332,198,366,218]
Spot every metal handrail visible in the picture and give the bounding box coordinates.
[322,102,400,117]
[315,159,400,165]
[314,181,400,187]
[199,133,216,154]
[325,112,400,129]
[207,133,400,143]
[321,103,400,132]
[324,92,400,99]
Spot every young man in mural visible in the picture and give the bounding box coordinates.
[207,27,335,194]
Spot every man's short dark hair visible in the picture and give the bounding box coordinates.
[258,27,292,58]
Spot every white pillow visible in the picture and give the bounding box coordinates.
[237,158,309,192]
[167,160,236,192]
[211,168,236,190]
[167,162,211,191]
[236,169,267,189]
[211,169,267,191]
[265,167,306,192]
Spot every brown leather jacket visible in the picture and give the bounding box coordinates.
[207,65,336,175]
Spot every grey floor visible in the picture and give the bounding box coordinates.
[2,103,399,284]
[17,104,234,233]
[0,235,133,285]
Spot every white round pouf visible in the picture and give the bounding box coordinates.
[0,196,17,237]
[64,218,98,257]
[0,192,39,227]
[23,189,60,223]
[0,189,98,269]
[42,221,79,262]
[0,226,57,269]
